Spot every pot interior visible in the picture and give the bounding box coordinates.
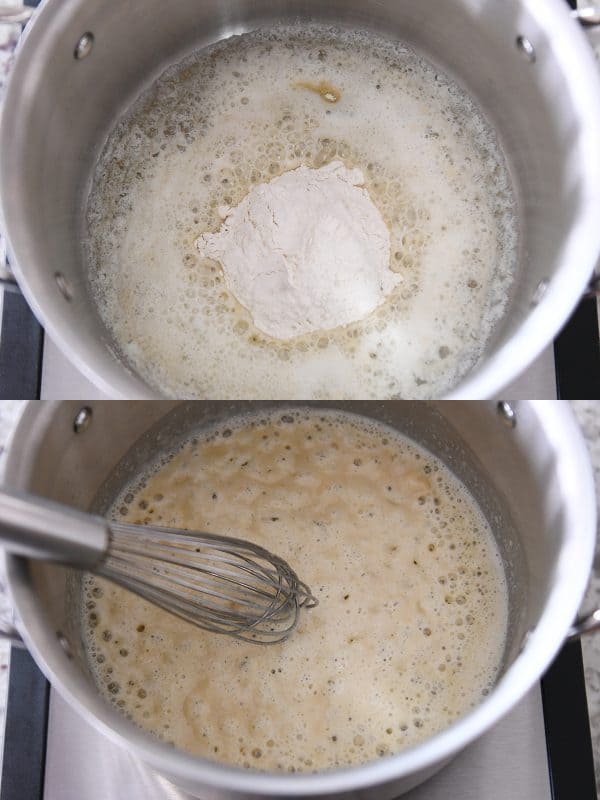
[4,400,586,778]
[3,0,600,397]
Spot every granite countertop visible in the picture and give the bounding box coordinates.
[0,400,597,791]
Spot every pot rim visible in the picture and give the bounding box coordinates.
[2,400,596,795]
[2,0,600,399]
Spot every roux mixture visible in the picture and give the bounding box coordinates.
[83,410,508,771]
[85,25,517,399]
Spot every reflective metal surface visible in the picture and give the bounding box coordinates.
[43,685,552,800]
[41,337,109,399]
[0,489,109,567]
[39,335,560,401]
[573,6,600,27]
[569,608,600,639]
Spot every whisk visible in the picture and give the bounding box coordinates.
[0,489,317,644]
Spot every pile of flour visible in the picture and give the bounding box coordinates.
[196,161,399,339]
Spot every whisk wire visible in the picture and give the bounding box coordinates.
[106,537,295,609]
[100,560,299,641]
[99,522,317,643]
[109,529,294,595]
[103,555,290,618]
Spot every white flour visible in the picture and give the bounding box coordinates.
[196,162,398,339]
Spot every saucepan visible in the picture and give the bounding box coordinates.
[1,1,600,398]
[0,400,598,798]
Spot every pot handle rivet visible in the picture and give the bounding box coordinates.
[56,631,73,658]
[0,616,24,648]
[518,629,533,654]
[74,32,94,60]
[515,36,536,63]
[54,271,73,302]
[572,7,600,28]
[567,608,600,640]
[531,279,549,307]
[497,401,516,428]
[73,406,93,434]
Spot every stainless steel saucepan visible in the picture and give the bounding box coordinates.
[1,2,600,398]
[0,400,598,798]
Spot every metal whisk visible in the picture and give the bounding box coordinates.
[0,489,317,643]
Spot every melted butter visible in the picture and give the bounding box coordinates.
[85,24,517,399]
[295,80,341,103]
[83,409,508,772]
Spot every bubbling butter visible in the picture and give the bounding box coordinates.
[85,24,517,399]
[82,409,508,772]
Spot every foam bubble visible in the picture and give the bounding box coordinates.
[85,24,517,399]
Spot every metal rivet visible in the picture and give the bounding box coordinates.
[516,36,536,63]
[56,631,73,659]
[572,7,600,27]
[531,279,549,307]
[518,629,534,654]
[74,32,94,60]
[497,401,516,428]
[54,272,73,302]
[74,406,92,434]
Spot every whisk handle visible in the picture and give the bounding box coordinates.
[0,489,109,569]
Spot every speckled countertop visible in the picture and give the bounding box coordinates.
[0,401,597,790]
